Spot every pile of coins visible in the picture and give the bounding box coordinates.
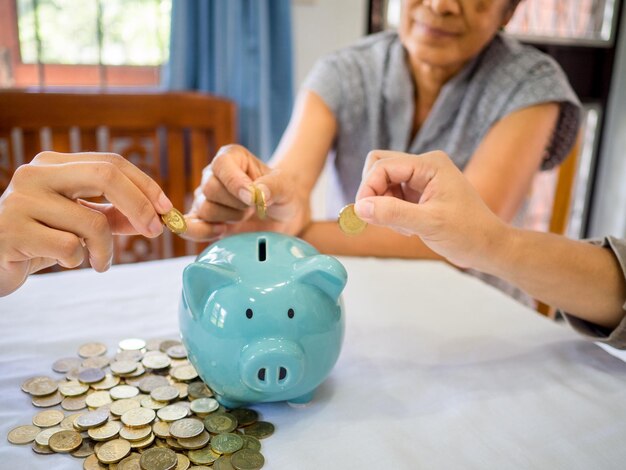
[8,338,272,469]
[338,204,367,236]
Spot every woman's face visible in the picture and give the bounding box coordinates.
[399,0,515,70]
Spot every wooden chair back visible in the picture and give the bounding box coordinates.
[0,90,236,264]
[536,134,581,316]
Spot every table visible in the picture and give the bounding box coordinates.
[2,256,626,469]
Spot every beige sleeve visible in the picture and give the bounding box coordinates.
[559,236,626,349]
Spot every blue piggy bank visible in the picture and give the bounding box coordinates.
[179,232,347,408]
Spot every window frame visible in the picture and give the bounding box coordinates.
[0,0,164,88]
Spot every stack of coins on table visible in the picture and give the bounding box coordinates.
[7,338,271,469]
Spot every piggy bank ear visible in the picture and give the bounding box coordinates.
[183,263,238,318]
[293,255,347,302]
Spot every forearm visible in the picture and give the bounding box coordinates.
[481,227,626,329]
[300,221,445,260]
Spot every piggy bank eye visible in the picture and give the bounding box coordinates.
[287,308,295,319]
[246,308,253,319]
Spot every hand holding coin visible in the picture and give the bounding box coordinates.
[0,151,173,297]
[184,144,308,241]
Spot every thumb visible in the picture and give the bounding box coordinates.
[253,169,292,206]
[355,196,427,235]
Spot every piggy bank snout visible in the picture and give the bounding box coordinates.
[240,339,305,393]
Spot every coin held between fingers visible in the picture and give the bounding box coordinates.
[251,185,267,220]
[161,208,188,235]
[338,203,367,236]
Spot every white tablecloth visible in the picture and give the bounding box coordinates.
[1,256,626,469]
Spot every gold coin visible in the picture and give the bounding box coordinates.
[61,394,87,411]
[176,453,191,470]
[60,412,82,430]
[48,429,82,453]
[141,395,169,410]
[111,360,139,375]
[143,353,172,370]
[187,382,213,399]
[139,375,170,393]
[231,448,265,470]
[34,426,63,446]
[241,435,261,452]
[166,345,188,359]
[173,382,189,400]
[204,413,238,434]
[70,437,96,458]
[32,441,54,454]
[82,355,111,369]
[230,409,258,427]
[169,418,205,439]
[25,376,58,396]
[88,420,122,441]
[110,384,140,400]
[52,357,83,373]
[91,373,120,390]
[85,390,113,408]
[151,385,179,402]
[211,433,243,455]
[78,367,106,384]
[7,424,41,444]
[251,185,267,220]
[119,424,152,442]
[84,453,108,470]
[119,338,147,351]
[338,203,367,235]
[161,208,188,235]
[111,398,142,417]
[242,422,274,439]
[118,453,142,470]
[188,447,221,465]
[121,407,156,428]
[157,404,188,422]
[129,432,155,449]
[96,438,131,464]
[139,447,178,470]
[177,430,210,450]
[75,409,109,430]
[32,391,63,408]
[170,364,198,382]
[59,380,89,397]
[213,455,235,470]
[152,420,171,439]
[32,409,65,428]
[78,342,108,358]
[190,397,219,415]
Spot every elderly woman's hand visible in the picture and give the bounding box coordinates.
[184,144,311,241]
[0,151,173,296]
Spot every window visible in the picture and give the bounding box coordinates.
[0,0,171,88]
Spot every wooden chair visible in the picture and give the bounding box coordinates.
[536,134,582,316]
[0,90,236,264]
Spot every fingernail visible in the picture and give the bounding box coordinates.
[239,187,253,205]
[355,200,373,220]
[149,217,163,236]
[158,193,173,212]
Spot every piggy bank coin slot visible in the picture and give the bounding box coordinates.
[258,238,267,262]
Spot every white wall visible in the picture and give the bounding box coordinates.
[291,0,367,218]
[292,0,367,87]
[588,4,626,238]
